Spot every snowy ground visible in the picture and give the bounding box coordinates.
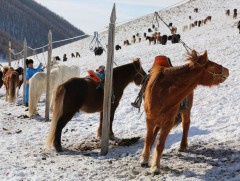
[0,0,240,180]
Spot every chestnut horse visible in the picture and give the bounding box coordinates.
[141,50,229,174]
[2,68,20,102]
[46,59,146,152]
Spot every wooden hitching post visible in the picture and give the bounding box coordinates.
[101,4,116,155]
[23,39,27,104]
[8,41,11,66]
[45,30,52,121]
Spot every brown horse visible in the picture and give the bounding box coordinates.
[46,59,147,152]
[0,70,3,89]
[141,50,229,174]
[2,68,20,103]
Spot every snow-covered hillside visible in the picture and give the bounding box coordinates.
[0,0,240,180]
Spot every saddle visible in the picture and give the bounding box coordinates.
[86,70,101,83]
[132,55,189,113]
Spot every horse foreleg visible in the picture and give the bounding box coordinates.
[150,120,173,175]
[141,118,156,167]
[97,105,117,140]
[179,110,191,152]
[97,111,103,139]
[109,106,118,140]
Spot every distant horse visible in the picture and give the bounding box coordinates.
[28,65,80,117]
[161,35,168,45]
[226,9,230,16]
[76,52,80,58]
[141,50,229,174]
[15,67,24,95]
[115,45,121,50]
[53,56,61,61]
[2,68,20,102]
[46,59,146,152]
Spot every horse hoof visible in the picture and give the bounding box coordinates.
[109,135,115,140]
[178,146,188,152]
[55,146,63,152]
[141,162,149,168]
[150,166,160,175]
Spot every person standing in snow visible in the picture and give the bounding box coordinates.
[24,59,43,107]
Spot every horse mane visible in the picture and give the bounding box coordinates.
[150,50,208,77]
[114,58,141,72]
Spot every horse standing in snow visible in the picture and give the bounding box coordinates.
[2,67,20,103]
[141,50,229,174]
[46,59,146,152]
[28,65,80,117]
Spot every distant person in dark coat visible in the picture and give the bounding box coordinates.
[63,54,67,61]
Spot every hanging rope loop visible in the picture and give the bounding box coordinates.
[152,12,160,29]
[89,31,106,56]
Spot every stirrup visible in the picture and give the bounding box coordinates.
[131,102,140,109]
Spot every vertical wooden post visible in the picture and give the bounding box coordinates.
[101,4,116,156]
[45,30,52,121]
[23,39,27,105]
[8,41,11,66]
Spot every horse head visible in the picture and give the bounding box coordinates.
[132,58,147,86]
[188,50,229,85]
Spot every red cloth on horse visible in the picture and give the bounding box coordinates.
[153,56,173,67]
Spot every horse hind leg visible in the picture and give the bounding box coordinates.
[179,110,191,152]
[54,112,76,152]
[150,120,173,175]
[179,93,193,152]
[141,118,159,167]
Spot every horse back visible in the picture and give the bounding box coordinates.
[59,77,104,113]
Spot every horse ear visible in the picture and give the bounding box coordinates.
[133,58,141,69]
[192,50,197,58]
[203,50,208,60]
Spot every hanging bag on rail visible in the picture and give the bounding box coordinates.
[89,31,105,56]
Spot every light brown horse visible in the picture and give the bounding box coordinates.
[2,68,20,103]
[141,50,229,174]
[46,59,147,152]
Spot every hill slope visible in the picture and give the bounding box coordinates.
[0,0,85,61]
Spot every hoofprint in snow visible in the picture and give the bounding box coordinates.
[0,0,240,180]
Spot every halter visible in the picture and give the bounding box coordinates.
[205,65,225,83]
[197,61,225,83]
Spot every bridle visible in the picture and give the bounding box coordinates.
[132,61,146,81]
[197,61,226,83]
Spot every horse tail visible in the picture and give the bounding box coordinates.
[8,73,17,102]
[46,85,65,148]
